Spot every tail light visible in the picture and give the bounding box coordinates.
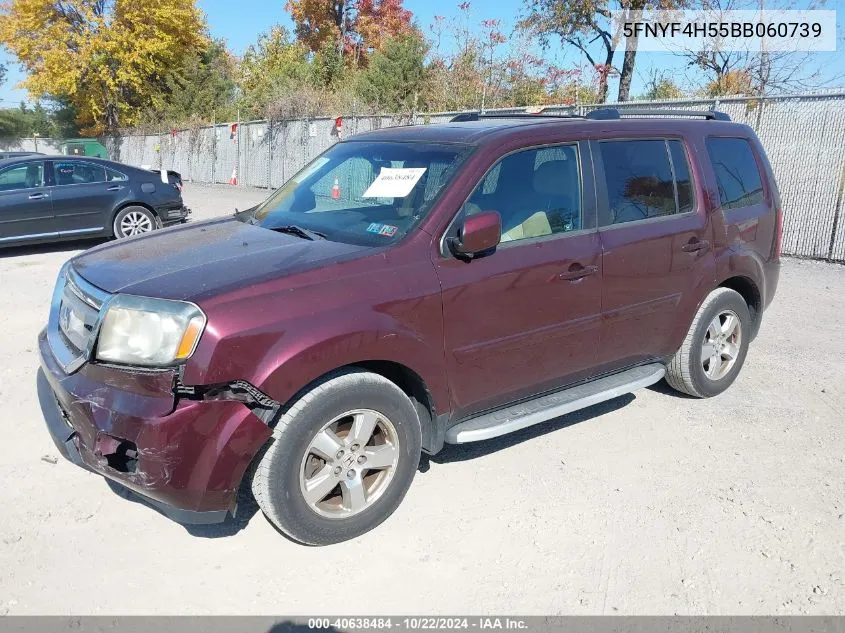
[775,207,783,259]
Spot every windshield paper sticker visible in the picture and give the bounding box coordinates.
[362,167,427,198]
[367,223,398,237]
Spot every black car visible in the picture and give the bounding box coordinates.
[0,151,43,160]
[0,155,190,247]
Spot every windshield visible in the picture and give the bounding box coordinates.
[245,141,469,245]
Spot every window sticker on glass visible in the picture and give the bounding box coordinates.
[366,222,398,237]
[362,167,426,198]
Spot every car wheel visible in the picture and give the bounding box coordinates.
[252,369,422,545]
[665,287,751,398]
[113,206,158,239]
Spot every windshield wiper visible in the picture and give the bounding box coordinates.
[268,224,327,240]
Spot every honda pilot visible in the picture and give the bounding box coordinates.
[37,109,781,545]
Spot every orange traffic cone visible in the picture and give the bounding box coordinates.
[331,177,341,200]
[229,165,238,186]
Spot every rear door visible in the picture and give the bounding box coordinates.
[0,160,54,243]
[48,160,123,236]
[592,137,714,374]
[435,141,602,419]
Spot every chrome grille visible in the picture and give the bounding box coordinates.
[58,283,99,352]
[47,263,111,374]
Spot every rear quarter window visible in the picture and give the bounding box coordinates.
[705,137,764,210]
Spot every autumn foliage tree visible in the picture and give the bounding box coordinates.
[286,0,414,64]
[0,0,207,133]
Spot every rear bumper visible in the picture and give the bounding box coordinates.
[158,204,191,224]
[37,328,271,525]
[764,259,781,310]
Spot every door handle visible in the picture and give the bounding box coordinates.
[28,192,48,200]
[682,239,710,253]
[558,264,599,281]
[107,185,124,191]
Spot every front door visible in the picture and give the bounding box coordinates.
[0,161,53,243]
[435,142,602,420]
[592,138,713,373]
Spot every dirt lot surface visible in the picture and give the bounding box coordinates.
[1,183,843,615]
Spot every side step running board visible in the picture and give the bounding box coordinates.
[445,363,666,444]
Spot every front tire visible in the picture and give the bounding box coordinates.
[665,287,751,398]
[252,369,422,545]
[113,206,158,239]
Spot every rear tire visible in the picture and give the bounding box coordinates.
[252,369,422,545]
[113,206,158,239]
[665,287,751,398]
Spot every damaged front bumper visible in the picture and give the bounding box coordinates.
[37,329,272,525]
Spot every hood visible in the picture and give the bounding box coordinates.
[71,217,372,301]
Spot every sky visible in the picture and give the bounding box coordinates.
[0,0,843,108]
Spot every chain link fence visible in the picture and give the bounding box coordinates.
[9,92,845,261]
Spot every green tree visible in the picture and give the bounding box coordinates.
[639,71,684,100]
[0,101,58,137]
[48,100,80,137]
[239,25,315,116]
[356,32,427,113]
[313,40,346,87]
[147,39,238,125]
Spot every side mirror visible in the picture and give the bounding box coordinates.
[447,211,501,260]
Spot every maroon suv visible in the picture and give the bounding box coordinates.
[38,109,781,545]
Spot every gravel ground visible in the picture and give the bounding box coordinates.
[0,183,843,615]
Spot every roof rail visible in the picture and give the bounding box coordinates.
[450,112,481,122]
[449,111,583,122]
[585,108,731,121]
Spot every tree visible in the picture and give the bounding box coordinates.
[0,101,57,137]
[286,0,414,64]
[639,68,684,99]
[675,0,842,97]
[703,69,752,96]
[0,0,207,133]
[355,0,414,56]
[521,0,617,103]
[356,32,427,113]
[148,39,238,125]
[521,0,681,103]
[313,40,346,87]
[239,25,316,116]
[286,0,349,54]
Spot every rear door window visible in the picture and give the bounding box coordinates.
[53,161,107,186]
[668,140,694,214]
[705,137,764,210]
[106,168,127,182]
[598,139,691,226]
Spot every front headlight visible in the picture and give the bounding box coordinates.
[96,295,206,367]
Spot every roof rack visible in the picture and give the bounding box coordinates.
[449,108,731,123]
[585,108,731,121]
[448,111,582,122]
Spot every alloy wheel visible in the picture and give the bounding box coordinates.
[120,211,154,237]
[701,309,742,381]
[299,409,400,519]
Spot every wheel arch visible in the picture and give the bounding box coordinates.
[111,202,159,236]
[717,275,762,339]
[267,360,441,455]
